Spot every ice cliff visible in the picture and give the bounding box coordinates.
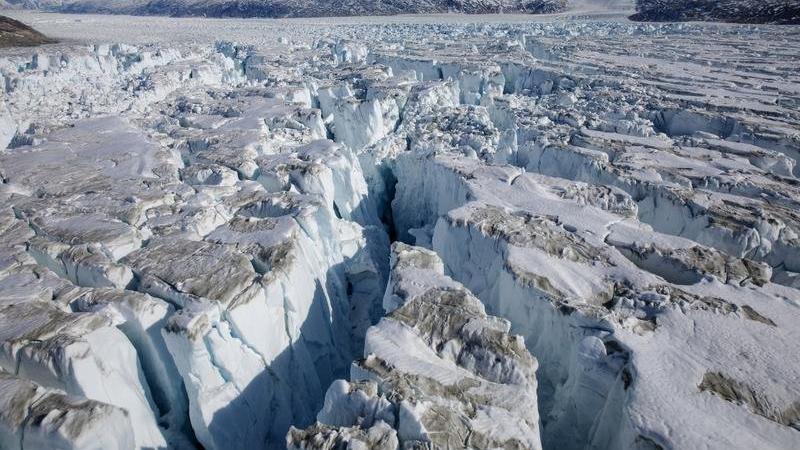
[288,242,542,449]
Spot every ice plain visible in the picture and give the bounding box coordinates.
[0,5,799,450]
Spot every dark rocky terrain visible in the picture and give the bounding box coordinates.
[1,9,799,450]
[0,15,54,47]
[3,0,568,17]
[631,0,800,24]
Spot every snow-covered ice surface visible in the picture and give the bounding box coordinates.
[0,7,799,450]
[288,242,542,449]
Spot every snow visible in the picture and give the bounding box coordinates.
[0,372,136,450]
[289,242,542,449]
[0,302,167,448]
[0,7,799,450]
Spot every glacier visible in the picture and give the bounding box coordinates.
[288,242,542,449]
[0,8,799,450]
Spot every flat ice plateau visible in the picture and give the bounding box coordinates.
[0,8,799,450]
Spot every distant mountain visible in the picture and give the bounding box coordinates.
[631,0,800,24]
[0,15,55,47]
[0,0,569,17]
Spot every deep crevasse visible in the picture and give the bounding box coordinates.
[0,42,393,449]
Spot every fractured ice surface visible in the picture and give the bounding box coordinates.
[0,11,799,450]
[0,301,166,448]
[0,372,135,450]
[288,242,542,450]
